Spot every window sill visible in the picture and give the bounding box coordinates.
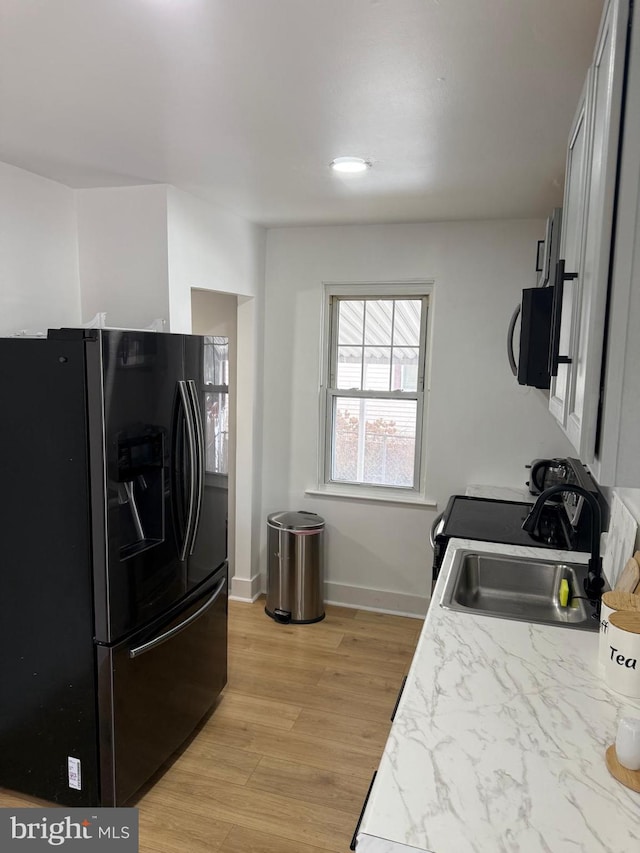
[305,487,437,509]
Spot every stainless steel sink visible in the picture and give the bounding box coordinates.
[440,550,599,631]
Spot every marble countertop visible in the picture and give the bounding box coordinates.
[465,484,534,502]
[357,539,640,853]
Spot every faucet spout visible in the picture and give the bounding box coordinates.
[522,484,604,602]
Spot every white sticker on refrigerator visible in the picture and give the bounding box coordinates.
[68,756,82,790]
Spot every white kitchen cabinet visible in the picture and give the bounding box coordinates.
[594,11,640,486]
[549,0,630,462]
[548,73,590,427]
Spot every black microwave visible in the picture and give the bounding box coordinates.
[507,208,561,389]
[513,286,553,389]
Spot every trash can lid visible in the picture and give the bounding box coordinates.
[267,510,325,530]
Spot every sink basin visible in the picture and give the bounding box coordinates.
[440,550,599,631]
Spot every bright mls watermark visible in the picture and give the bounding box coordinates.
[0,809,138,851]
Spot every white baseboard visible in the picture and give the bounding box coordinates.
[236,574,429,617]
[229,572,262,602]
[323,581,428,619]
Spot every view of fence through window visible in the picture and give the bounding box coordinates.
[203,336,229,475]
[330,297,425,488]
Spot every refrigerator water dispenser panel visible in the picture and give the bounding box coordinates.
[117,430,165,560]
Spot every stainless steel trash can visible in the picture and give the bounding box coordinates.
[265,511,325,624]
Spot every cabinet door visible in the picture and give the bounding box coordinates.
[548,74,591,426]
[595,5,640,485]
[565,0,630,461]
[549,0,629,458]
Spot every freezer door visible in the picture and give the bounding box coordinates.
[88,330,190,643]
[96,568,228,806]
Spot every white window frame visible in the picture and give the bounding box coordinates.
[318,281,433,502]
[202,335,230,483]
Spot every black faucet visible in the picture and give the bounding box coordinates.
[521,484,604,602]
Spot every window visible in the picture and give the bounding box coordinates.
[203,335,229,475]
[322,284,431,493]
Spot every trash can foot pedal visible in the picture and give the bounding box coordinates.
[273,608,292,623]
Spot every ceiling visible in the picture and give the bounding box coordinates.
[0,0,603,227]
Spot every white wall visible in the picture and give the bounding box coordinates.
[261,222,575,615]
[76,185,170,329]
[0,161,80,336]
[234,294,265,600]
[167,187,264,331]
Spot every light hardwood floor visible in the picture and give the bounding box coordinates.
[0,599,421,852]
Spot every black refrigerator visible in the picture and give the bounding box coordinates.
[0,329,228,806]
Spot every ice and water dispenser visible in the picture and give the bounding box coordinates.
[117,430,165,560]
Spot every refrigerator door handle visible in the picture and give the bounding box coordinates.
[128,577,226,659]
[178,380,198,561]
[186,379,205,556]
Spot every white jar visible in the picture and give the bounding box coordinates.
[598,591,640,672]
[615,717,640,771]
[604,611,640,699]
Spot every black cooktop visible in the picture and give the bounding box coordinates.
[440,496,572,550]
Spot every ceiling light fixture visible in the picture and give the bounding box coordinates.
[330,156,371,173]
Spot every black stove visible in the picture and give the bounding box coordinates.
[439,497,572,550]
